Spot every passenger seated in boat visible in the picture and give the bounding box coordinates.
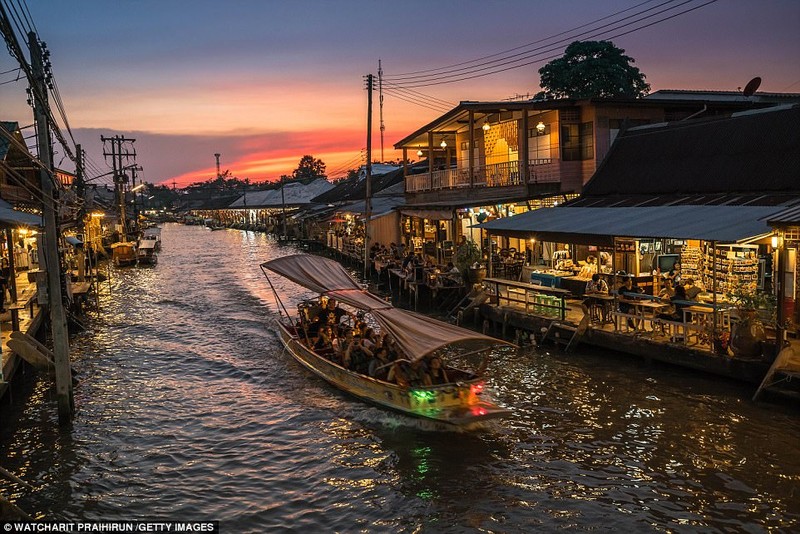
[427,356,449,385]
[384,336,401,361]
[368,346,391,381]
[361,327,377,350]
[322,299,349,330]
[332,330,354,365]
[403,359,429,387]
[387,362,410,387]
[345,337,372,374]
[314,326,334,352]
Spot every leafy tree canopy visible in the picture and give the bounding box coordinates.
[292,155,326,180]
[538,40,650,99]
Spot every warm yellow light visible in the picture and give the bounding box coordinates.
[771,235,779,248]
[530,238,535,243]
[536,121,546,134]
[18,228,29,236]
[416,149,423,157]
[91,212,105,218]
[440,139,447,148]
[482,122,491,132]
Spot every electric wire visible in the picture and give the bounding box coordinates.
[382,87,452,113]
[388,0,663,78]
[384,0,717,88]
[384,0,680,83]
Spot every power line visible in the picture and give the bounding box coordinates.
[387,0,663,78]
[384,0,716,88]
[384,0,679,83]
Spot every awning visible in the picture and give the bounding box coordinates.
[261,254,511,361]
[476,205,785,243]
[401,208,453,220]
[0,199,42,227]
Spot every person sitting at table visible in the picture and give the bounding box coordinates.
[583,273,610,322]
[657,283,690,322]
[440,262,462,286]
[616,276,642,328]
[658,278,676,299]
[585,273,608,294]
[683,277,703,300]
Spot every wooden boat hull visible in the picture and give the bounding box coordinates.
[274,320,511,426]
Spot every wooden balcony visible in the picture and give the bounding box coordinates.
[406,159,559,193]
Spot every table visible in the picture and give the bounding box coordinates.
[682,304,733,346]
[584,293,615,324]
[616,298,668,332]
[529,272,566,288]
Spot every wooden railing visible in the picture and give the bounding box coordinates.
[406,159,558,192]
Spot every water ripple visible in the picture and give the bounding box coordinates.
[0,224,798,532]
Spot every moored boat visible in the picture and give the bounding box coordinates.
[261,254,513,426]
[136,239,158,265]
[142,227,162,251]
[110,242,137,267]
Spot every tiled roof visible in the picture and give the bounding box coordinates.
[582,105,800,197]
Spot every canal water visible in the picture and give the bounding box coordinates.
[1,223,799,532]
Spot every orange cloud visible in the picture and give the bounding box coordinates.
[165,128,377,186]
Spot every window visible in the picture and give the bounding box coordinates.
[580,121,593,160]
[561,124,579,161]
[561,121,593,161]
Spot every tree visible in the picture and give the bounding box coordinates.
[292,155,326,181]
[538,40,650,99]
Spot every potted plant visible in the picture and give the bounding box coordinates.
[454,240,484,285]
[727,285,775,360]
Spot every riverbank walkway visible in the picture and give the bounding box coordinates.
[0,270,44,396]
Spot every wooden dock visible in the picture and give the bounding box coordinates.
[1,271,46,400]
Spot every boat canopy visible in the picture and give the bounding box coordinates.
[138,240,157,250]
[261,254,511,361]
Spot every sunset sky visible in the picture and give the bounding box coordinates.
[1,0,799,187]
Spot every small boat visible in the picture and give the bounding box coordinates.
[110,242,137,267]
[142,227,162,251]
[136,239,158,265]
[261,254,513,426]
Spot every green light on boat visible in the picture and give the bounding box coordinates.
[411,390,436,402]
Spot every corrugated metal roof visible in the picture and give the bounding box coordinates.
[0,198,42,227]
[336,196,403,218]
[478,205,784,243]
[229,178,334,208]
[768,205,800,225]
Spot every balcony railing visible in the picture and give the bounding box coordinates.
[406,159,557,193]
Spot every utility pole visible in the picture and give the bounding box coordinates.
[214,153,221,179]
[364,74,373,278]
[130,164,143,225]
[280,176,287,240]
[29,31,72,424]
[101,135,136,240]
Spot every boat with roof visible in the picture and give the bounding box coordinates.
[260,254,513,426]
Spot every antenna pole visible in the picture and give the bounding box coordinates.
[378,60,385,162]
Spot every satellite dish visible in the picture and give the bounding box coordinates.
[742,77,762,97]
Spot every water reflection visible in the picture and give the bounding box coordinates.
[0,224,797,532]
